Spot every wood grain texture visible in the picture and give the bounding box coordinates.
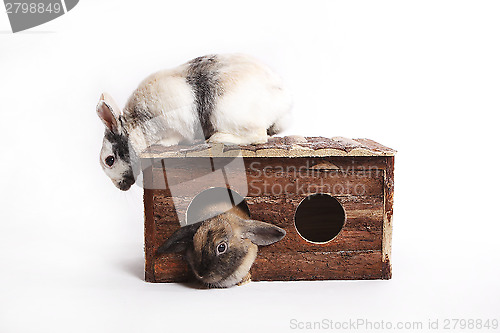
[154,250,387,282]
[140,136,396,158]
[149,157,386,197]
[150,194,384,253]
[154,253,190,282]
[251,250,387,281]
[142,139,395,283]
[382,156,395,278]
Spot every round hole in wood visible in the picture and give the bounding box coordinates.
[294,194,345,243]
[186,187,249,225]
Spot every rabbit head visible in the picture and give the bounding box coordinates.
[157,211,285,288]
[97,93,139,191]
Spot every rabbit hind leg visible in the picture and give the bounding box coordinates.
[208,129,268,145]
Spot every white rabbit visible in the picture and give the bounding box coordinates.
[97,53,292,190]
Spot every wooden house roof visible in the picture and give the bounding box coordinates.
[140,136,396,159]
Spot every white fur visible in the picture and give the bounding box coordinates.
[126,70,195,149]
[210,55,292,144]
[118,53,292,152]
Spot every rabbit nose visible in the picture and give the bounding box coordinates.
[196,262,210,279]
[197,268,208,279]
[117,180,133,191]
[117,172,136,190]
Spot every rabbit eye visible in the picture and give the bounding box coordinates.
[216,242,227,255]
[105,155,115,167]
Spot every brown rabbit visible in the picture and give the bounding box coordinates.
[157,206,285,288]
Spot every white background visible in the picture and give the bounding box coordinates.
[1,1,499,332]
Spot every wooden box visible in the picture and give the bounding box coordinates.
[141,136,395,282]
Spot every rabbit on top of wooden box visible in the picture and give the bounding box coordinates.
[96,54,292,191]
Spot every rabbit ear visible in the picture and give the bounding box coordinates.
[240,220,286,246]
[157,222,202,254]
[97,93,121,131]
